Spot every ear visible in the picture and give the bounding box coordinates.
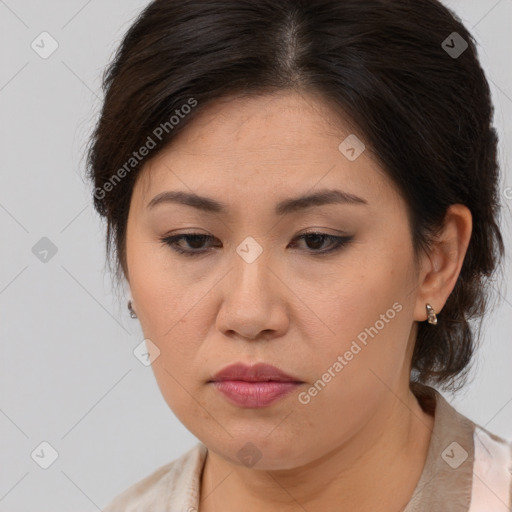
[413,204,472,322]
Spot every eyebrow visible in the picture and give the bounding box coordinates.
[147,188,368,215]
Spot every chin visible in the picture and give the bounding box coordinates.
[204,433,312,471]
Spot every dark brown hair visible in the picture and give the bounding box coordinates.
[86,0,505,392]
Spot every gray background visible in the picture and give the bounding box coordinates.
[0,0,511,510]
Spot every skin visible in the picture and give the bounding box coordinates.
[125,89,472,511]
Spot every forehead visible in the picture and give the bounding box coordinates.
[133,90,403,213]
[162,90,357,157]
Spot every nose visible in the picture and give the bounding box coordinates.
[215,249,290,341]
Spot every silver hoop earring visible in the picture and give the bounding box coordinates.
[425,303,437,325]
[128,300,138,319]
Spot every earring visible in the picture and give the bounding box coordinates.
[425,303,437,325]
[128,300,138,319]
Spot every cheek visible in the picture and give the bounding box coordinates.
[127,230,184,329]
[126,232,214,372]
[294,268,414,447]
[309,244,415,377]
[150,356,212,442]
[315,252,407,332]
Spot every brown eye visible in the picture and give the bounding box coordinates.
[160,232,353,257]
[291,233,354,254]
[160,234,217,257]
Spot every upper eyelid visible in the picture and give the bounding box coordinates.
[163,226,350,238]
[163,231,349,242]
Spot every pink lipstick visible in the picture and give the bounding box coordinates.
[209,362,303,408]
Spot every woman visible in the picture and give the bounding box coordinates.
[87,0,512,510]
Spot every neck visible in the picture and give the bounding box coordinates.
[199,387,435,512]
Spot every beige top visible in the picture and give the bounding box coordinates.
[102,384,512,511]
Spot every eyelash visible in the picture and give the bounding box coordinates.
[159,232,354,258]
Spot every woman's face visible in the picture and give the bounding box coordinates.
[126,90,424,469]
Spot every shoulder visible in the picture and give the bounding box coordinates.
[469,425,512,511]
[102,442,208,512]
[410,383,512,511]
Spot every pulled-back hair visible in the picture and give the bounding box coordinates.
[86,0,505,392]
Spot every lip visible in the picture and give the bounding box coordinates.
[209,362,304,408]
[210,362,302,383]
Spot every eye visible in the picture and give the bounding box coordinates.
[159,232,353,257]
[292,232,353,254]
[160,233,217,257]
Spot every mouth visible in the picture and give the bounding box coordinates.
[209,362,304,408]
[210,362,303,383]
